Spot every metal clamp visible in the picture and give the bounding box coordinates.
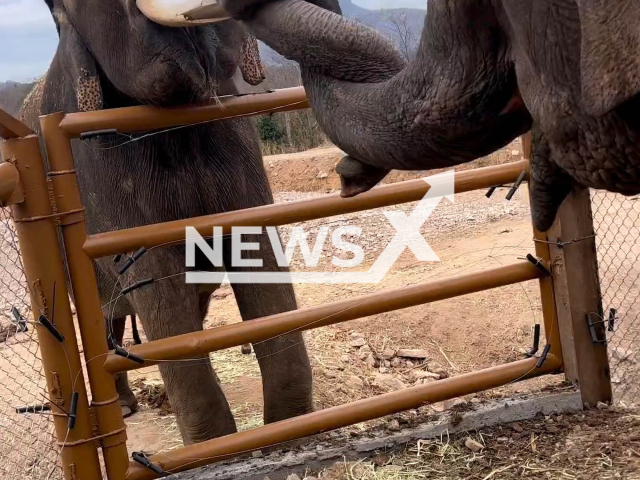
[586,313,608,344]
[525,324,541,358]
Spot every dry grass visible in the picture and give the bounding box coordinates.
[316,409,640,480]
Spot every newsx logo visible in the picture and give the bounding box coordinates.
[185,171,454,284]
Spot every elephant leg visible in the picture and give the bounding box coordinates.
[132,274,236,444]
[223,231,314,424]
[108,316,138,418]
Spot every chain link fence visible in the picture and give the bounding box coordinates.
[591,190,640,408]
[0,207,61,479]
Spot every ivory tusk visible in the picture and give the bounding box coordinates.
[136,0,229,26]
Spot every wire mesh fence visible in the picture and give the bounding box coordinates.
[0,207,61,480]
[591,190,640,408]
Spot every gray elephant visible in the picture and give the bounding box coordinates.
[166,0,640,233]
[22,0,314,445]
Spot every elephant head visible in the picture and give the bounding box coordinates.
[41,0,264,111]
[165,0,640,232]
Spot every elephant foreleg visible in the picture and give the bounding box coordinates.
[223,230,314,424]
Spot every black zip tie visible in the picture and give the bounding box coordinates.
[10,306,28,332]
[120,278,154,296]
[38,315,65,342]
[67,392,78,429]
[80,128,118,140]
[132,452,166,476]
[608,308,616,332]
[117,247,147,275]
[114,345,145,364]
[505,171,527,201]
[526,253,551,277]
[16,403,51,414]
[536,344,551,368]
[485,186,497,198]
[525,324,541,358]
[113,254,122,263]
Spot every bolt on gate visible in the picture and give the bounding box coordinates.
[0,87,612,480]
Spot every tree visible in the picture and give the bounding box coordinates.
[382,11,420,62]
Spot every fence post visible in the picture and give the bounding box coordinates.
[1,134,103,479]
[522,133,611,405]
[40,113,130,480]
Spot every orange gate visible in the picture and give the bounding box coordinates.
[0,87,611,480]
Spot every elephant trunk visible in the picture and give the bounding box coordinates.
[243,0,532,172]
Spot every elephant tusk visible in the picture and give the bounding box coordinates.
[136,0,229,26]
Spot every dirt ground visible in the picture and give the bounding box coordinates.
[1,139,639,479]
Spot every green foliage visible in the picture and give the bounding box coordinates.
[258,115,284,143]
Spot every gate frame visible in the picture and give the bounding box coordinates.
[0,88,610,480]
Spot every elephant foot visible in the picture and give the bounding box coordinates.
[115,371,138,419]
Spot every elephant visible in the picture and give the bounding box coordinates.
[21,0,315,445]
[160,0,640,232]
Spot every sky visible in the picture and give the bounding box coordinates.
[0,0,427,82]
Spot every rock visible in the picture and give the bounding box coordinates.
[427,361,449,378]
[252,450,263,458]
[287,475,301,480]
[406,360,414,367]
[414,377,436,386]
[387,419,401,431]
[396,349,430,359]
[350,337,366,348]
[411,370,440,380]
[373,374,406,391]
[358,345,371,358]
[597,401,609,410]
[383,360,391,368]
[545,425,559,433]
[379,367,388,374]
[497,436,509,443]
[341,354,351,363]
[431,402,445,413]
[470,397,481,404]
[317,172,328,179]
[512,423,524,433]
[446,397,468,409]
[379,348,396,360]
[350,332,365,339]
[390,357,401,367]
[465,438,484,453]
[345,375,364,389]
[365,353,378,368]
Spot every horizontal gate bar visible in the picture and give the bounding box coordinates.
[0,108,32,139]
[58,87,309,138]
[85,160,529,258]
[125,353,562,480]
[105,261,542,374]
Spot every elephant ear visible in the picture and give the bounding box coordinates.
[240,33,266,86]
[44,2,103,112]
[577,0,640,117]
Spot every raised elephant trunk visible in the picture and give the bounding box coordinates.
[156,0,531,178]
[246,0,531,172]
